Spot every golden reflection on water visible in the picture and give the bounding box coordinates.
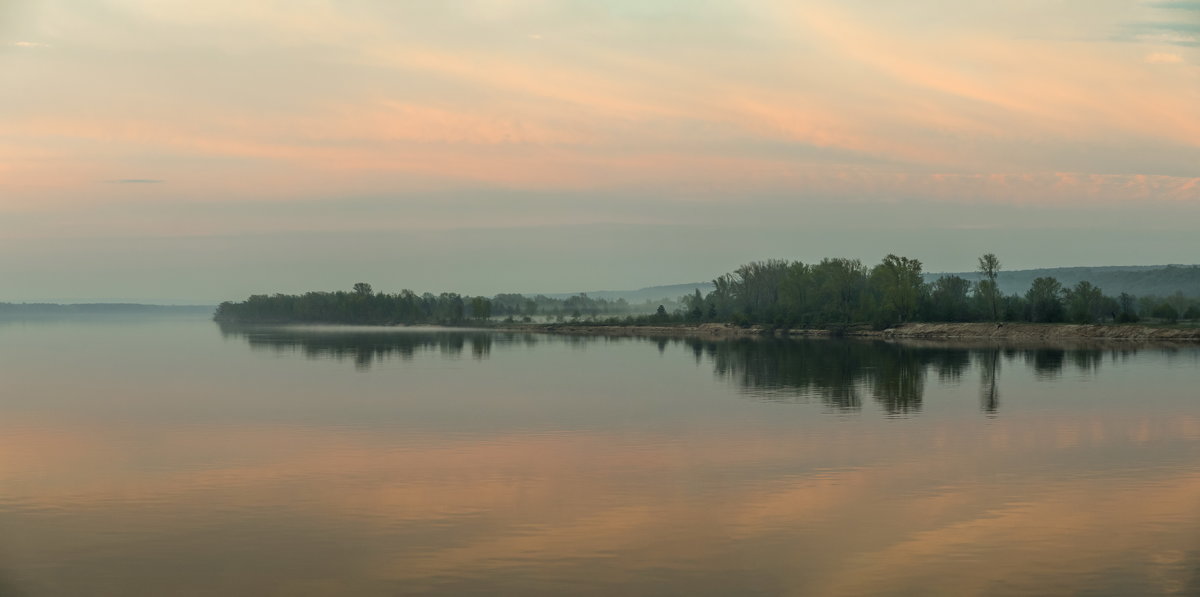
[2,320,1200,595]
[4,412,1200,595]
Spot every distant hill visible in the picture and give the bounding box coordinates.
[542,282,715,304]
[924,265,1200,297]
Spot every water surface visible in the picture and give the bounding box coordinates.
[2,317,1199,595]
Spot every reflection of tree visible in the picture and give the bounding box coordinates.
[1029,348,1066,379]
[699,339,870,410]
[929,349,971,383]
[695,339,1154,416]
[219,324,1155,419]
[978,348,1000,415]
[1069,349,1104,374]
[871,347,926,415]
[696,339,948,413]
[470,334,492,359]
[217,324,528,370]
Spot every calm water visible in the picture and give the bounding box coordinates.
[2,317,1200,596]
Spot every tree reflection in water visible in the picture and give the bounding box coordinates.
[978,348,1001,416]
[218,324,531,370]
[219,324,1148,415]
[694,339,947,414]
[688,339,1142,415]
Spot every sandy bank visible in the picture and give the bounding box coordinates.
[876,322,1200,342]
[507,322,1200,342]
[509,323,767,339]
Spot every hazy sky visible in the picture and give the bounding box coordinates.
[2,1,1198,302]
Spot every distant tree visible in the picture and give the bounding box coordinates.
[1064,281,1104,324]
[216,255,1180,330]
[811,258,869,323]
[1117,293,1139,323]
[1152,303,1180,323]
[731,260,790,321]
[977,253,1001,321]
[928,275,972,321]
[684,289,704,321]
[1001,294,1028,322]
[469,296,491,321]
[1097,295,1120,322]
[1137,295,1160,319]
[869,254,924,325]
[778,261,812,325]
[1166,291,1190,312]
[1025,277,1064,323]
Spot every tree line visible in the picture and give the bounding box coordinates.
[212,282,678,325]
[681,254,1200,328]
[212,255,1200,327]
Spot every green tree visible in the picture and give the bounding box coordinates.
[1152,302,1179,323]
[778,262,812,324]
[928,275,972,321]
[1117,293,1139,323]
[1064,281,1104,324]
[810,258,869,323]
[683,288,705,321]
[353,282,373,296]
[977,253,1001,321]
[1025,277,1064,323]
[870,254,924,325]
[469,296,491,321]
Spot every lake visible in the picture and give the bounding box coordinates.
[2,316,1199,596]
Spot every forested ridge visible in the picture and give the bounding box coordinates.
[213,255,1200,327]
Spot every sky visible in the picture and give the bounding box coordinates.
[1,0,1198,303]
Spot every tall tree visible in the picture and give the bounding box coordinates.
[811,258,869,323]
[977,253,1001,321]
[1117,293,1139,322]
[870,254,924,324]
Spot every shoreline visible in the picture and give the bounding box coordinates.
[502,321,1200,342]
[216,319,1200,343]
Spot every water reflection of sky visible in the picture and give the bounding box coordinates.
[1,320,1199,595]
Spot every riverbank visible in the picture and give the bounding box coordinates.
[506,322,766,339]
[877,322,1200,341]
[508,321,1200,342]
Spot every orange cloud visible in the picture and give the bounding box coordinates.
[4,0,1197,221]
